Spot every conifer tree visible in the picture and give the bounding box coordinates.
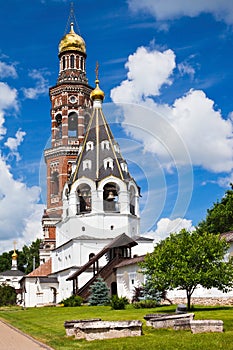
[88,277,109,306]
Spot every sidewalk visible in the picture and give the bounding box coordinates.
[0,320,53,350]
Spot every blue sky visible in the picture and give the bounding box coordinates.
[0,0,233,252]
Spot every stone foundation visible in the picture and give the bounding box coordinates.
[65,320,142,341]
[64,319,101,337]
[144,313,194,329]
[169,297,233,306]
[190,320,223,334]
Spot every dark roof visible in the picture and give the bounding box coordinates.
[67,233,138,281]
[0,269,25,277]
[115,255,146,268]
[38,277,58,284]
[71,105,133,183]
[134,236,154,242]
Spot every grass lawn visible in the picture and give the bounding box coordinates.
[1,304,233,350]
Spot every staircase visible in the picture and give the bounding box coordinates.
[76,256,125,300]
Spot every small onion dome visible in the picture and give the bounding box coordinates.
[59,22,86,54]
[12,250,18,260]
[90,79,105,101]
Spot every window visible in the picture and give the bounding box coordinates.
[77,184,92,213]
[70,55,75,68]
[68,112,78,137]
[86,141,94,151]
[103,183,119,212]
[83,159,92,170]
[101,140,110,150]
[51,171,59,195]
[121,162,128,172]
[62,56,66,70]
[103,157,113,170]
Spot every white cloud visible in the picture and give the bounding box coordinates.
[0,61,17,79]
[111,46,233,173]
[0,155,42,248]
[22,69,50,99]
[177,62,195,78]
[0,82,18,139]
[127,0,233,25]
[111,46,176,104]
[4,129,26,161]
[151,217,195,243]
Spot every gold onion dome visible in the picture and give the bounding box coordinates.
[59,22,86,54]
[12,250,18,260]
[90,79,105,101]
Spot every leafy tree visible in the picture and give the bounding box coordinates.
[140,229,233,310]
[88,277,109,306]
[198,186,233,234]
[0,284,16,306]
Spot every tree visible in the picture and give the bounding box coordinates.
[140,229,233,310]
[0,284,16,306]
[198,186,233,234]
[88,277,109,306]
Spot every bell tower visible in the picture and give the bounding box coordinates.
[40,15,93,262]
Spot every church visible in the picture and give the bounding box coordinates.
[20,18,154,307]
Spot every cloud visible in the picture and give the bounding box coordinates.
[111,46,176,103]
[0,82,18,139]
[0,155,42,248]
[0,61,17,79]
[111,46,233,173]
[177,62,195,78]
[22,69,50,99]
[151,217,195,243]
[127,0,233,25]
[4,129,26,161]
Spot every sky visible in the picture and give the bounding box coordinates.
[0,0,233,252]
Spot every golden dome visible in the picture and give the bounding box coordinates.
[59,22,86,54]
[12,250,18,260]
[90,79,105,101]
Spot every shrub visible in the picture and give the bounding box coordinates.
[60,295,83,307]
[110,295,129,310]
[133,299,159,309]
[0,284,16,306]
[88,277,109,306]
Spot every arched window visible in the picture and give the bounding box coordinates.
[130,186,136,215]
[62,56,66,70]
[103,157,114,170]
[83,159,92,171]
[80,57,84,71]
[86,141,94,151]
[103,183,119,212]
[55,114,62,139]
[70,55,75,69]
[101,140,110,150]
[51,171,59,196]
[68,112,78,137]
[76,184,92,214]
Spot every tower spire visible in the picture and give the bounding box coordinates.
[64,2,81,35]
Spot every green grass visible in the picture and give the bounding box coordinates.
[1,304,233,350]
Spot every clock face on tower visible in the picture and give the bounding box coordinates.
[69,95,77,104]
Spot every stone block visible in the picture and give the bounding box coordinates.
[190,320,223,334]
[64,318,101,336]
[144,313,194,328]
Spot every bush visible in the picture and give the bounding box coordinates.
[110,295,129,310]
[88,277,109,306]
[60,295,83,307]
[133,299,159,309]
[0,284,16,306]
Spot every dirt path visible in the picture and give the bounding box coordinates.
[0,320,53,350]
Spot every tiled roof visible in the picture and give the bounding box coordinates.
[221,231,233,242]
[71,105,133,183]
[27,258,52,277]
[114,255,146,268]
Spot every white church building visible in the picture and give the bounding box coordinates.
[20,20,154,307]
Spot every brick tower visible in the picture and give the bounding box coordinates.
[40,21,93,263]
